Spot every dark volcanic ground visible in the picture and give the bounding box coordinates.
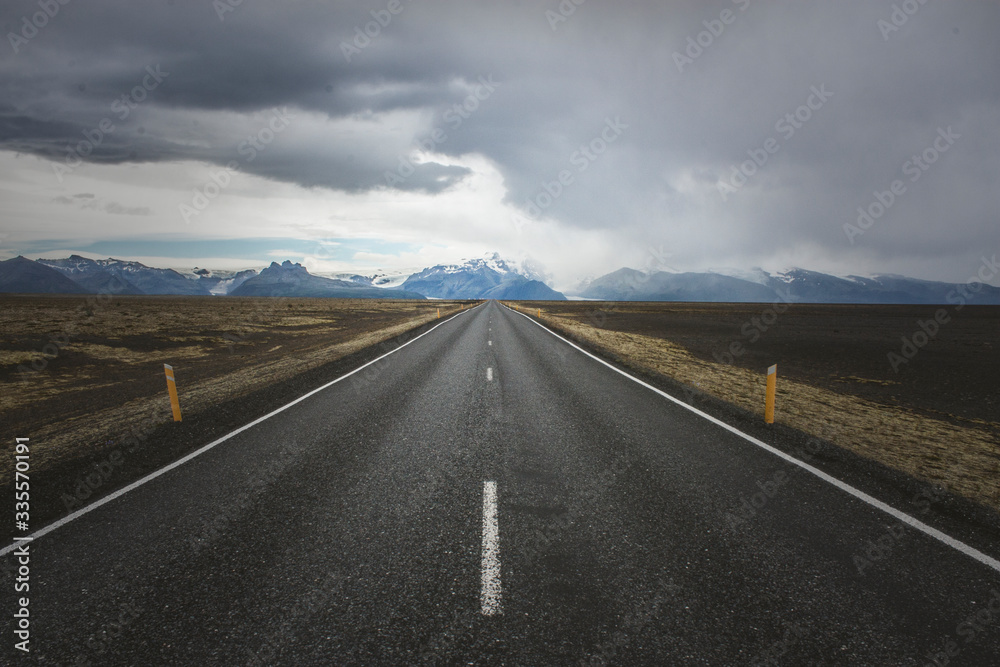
[519,301,999,430]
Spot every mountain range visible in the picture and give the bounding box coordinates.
[574,267,1000,304]
[31,255,258,296]
[0,256,89,295]
[230,261,424,299]
[397,254,565,300]
[2,253,999,304]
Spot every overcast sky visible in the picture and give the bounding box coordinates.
[1,0,997,289]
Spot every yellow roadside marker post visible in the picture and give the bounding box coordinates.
[765,364,777,424]
[163,363,182,422]
[537,308,540,317]
[437,308,441,318]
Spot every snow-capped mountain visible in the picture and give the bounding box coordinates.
[30,256,258,295]
[0,256,89,294]
[574,266,1000,304]
[468,252,551,283]
[36,255,258,296]
[231,260,424,299]
[38,255,211,295]
[400,252,566,300]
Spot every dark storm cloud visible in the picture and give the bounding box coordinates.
[0,0,487,192]
[1,0,998,278]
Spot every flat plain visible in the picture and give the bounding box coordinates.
[515,301,1000,511]
[0,295,470,523]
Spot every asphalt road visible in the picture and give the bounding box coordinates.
[5,300,1000,665]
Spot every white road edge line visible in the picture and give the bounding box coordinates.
[481,480,502,616]
[503,304,1000,575]
[0,303,486,558]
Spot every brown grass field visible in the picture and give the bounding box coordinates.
[511,301,1000,512]
[0,295,471,489]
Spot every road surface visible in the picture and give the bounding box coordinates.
[5,300,1000,665]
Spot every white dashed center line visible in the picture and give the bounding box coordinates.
[486,367,493,381]
[488,340,492,346]
[481,480,502,616]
